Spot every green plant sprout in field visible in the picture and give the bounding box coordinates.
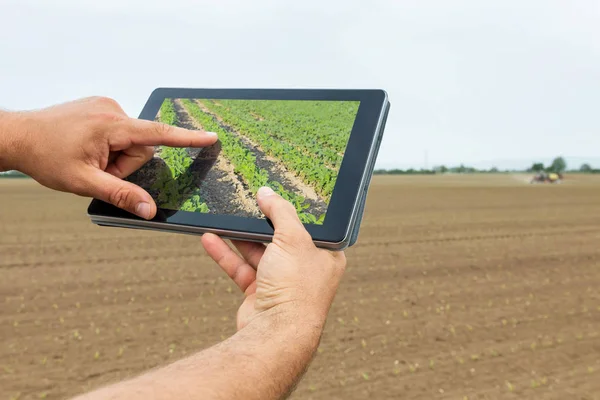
[158,98,177,125]
[270,181,325,224]
[152,99,209,213]
[200,99,357,200]
[181,99,322,224]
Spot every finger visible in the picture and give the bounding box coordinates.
[244,280,257,296]
[327,249,347,274]
[82,168,157,219]
[256,186,308,238]
[201,233,257,293]
[126,119,218,148]
[231,240,266,269]
[105,145,154,179]
[330,249,347,264]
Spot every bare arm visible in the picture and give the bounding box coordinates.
[2,98,346,399]
[74,312,321,400]
[72,187,346,400]
[0,110,27,172]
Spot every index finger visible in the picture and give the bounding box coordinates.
[127,119,218,148]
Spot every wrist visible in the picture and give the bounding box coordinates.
[233,307,323,393]
[0,111,32,172]
[246,305,325,351]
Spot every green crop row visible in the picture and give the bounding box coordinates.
[158,97,178,126]
[151,99,209,213]
[181,99,323,224]
[209,99,357,157]
[204,100,344,168]
[200,99,357,200]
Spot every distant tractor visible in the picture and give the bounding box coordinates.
[530,171,563,184]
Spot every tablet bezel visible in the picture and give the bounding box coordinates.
[87,88,388,244]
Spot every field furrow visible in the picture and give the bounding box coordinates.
[195,100,328,205]
[181,99,327,224]
[199,99,354,199]
[171,99,260,218]
[3,172,600,400]
[203,99,355,162]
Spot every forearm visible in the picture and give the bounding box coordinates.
[72,311,323,400]
[0,110,30,172]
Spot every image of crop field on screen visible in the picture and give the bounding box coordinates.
[127,98,360,225]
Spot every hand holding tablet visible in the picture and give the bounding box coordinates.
[201,184,347,330]
[88,88,390,249]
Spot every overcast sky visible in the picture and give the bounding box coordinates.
[1,0,599,169]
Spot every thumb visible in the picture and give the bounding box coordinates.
[84,169,157,219]
[256,186,311,244]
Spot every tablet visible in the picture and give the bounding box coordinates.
[88,88,390,250]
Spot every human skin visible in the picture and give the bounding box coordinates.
[0,96,217,219]
[0,98,347,399]
[72,187,346,400]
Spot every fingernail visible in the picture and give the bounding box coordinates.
[257,186,275,198]
[205,131,218,137]
[135,202,151,219]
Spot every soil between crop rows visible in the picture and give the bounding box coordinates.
[195,100,328,216]
[172,100,260,218]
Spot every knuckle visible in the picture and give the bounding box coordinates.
[154,122,172,137]
[95,96,120,109]
[272,228,296,247]
[108,186,133,209]
[83,96,103,102]
[273,226,312,252]
[92,111,126,125]
[273,228,302,249]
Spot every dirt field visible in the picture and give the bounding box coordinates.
[1,174,599,400]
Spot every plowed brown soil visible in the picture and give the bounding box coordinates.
[1,174,599,400]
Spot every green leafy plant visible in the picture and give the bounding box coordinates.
[181,100,322,223]
[200,99,358,201]
[151,99,210,213]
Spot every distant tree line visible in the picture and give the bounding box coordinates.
[374,166,507,175]
[577,163,600,173]
[527,157,600,174]
[374,157,600,175]
[374,168,436,175]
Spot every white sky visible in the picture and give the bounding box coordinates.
[1,0,599,169]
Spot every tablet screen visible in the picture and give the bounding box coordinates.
[127,98,360,225]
